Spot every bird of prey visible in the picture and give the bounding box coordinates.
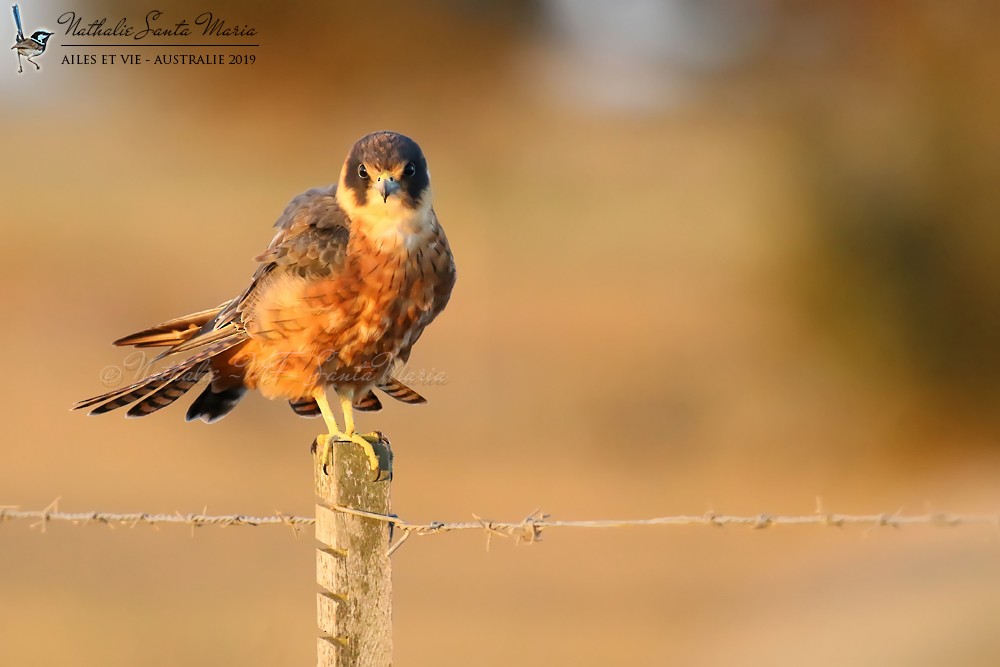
[75,131,456,473]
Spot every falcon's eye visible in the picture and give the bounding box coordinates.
[403,163,416,178]
[357,164,369,180]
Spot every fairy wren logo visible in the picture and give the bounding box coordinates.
[10,3,52,73]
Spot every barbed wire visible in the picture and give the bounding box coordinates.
[331,505,1000,553]
[3,501,998,550]
[0,507,314,530]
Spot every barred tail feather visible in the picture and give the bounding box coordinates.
[377,378,426,405]
[125,361,211,418]
[288,391,383,419]
[289,399,321,418]
[73,335,245,416]
[354,391,383,412]
[284,379,424,418]
[79,366,190,415]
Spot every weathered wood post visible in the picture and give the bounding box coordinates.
[314,434,394,666]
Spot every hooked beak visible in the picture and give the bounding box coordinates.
[375,174,401,203]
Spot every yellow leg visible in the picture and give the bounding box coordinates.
[340,394,358,434]
[313,391,341,473]
[315,390,341,433]
[311,389,381,473]
[339,393,382,472]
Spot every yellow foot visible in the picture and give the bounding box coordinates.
[343,431,382,472]
[313,431,392,479]
[313,433,335,475]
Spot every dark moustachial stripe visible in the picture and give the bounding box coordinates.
[343,152,371,208]
[402,155,429,205]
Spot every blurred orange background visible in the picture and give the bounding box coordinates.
[2,1,999,665]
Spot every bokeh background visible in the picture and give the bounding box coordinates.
[2,1,999,665]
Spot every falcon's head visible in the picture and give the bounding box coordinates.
[337,131,432,223]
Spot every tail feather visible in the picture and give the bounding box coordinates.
[73,335,245,416]
[82,366,189,415]
[288,390,383,419]
[284,378,426,420]
[13,5,24,42]
[155,325,240,359]
[113,306,225,348]
[354,391,383,412]
[125,361,210,418]
[378,378,427,405]
[186,385,246,424]
[289,398,321,418]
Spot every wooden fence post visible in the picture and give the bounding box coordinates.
[314,434,394,666]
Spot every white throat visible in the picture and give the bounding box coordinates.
[337,181,434,251]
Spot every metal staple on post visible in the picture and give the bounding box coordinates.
[314,435,394,667]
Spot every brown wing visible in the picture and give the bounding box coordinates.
[112,305,227,348]
[159,185,349,358]
[214,185,348,329]
[76,184,351,417]
[394,207,457,362]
